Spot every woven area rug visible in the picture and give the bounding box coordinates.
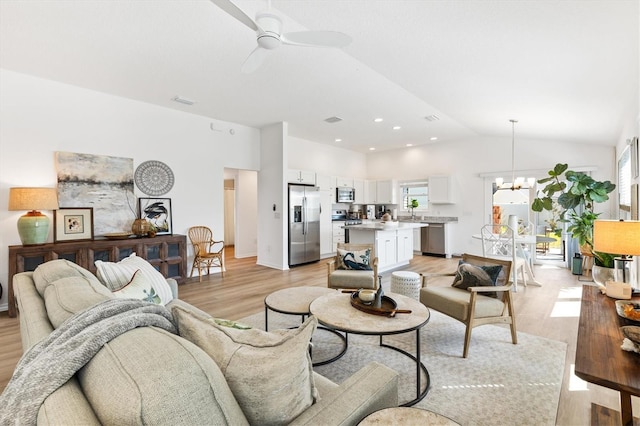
[240,308,566,426]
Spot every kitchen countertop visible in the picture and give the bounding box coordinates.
[397,216,458,224]
[343,222,427,231]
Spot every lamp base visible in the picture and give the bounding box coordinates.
[17,211,50,245]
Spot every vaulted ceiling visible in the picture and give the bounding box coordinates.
[1,0,638,152]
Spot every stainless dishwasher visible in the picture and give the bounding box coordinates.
[421,223,446,257]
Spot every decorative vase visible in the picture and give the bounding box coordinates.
[592,265,615,287]
[131,219,150,237]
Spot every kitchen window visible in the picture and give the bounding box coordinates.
[400,180,428,211]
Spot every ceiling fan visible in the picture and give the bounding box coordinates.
[210,0,352,73]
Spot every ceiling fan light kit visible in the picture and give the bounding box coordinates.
[210,0,351,73]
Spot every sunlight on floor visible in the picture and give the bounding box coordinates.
[537,264,564,270]
[557,286,583,299]
[550,301,581,317]
[568,364,589,391]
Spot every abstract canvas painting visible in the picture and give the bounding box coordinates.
[56,152,135,236]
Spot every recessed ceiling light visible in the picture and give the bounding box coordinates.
[393,126,401,130]
[406,143,413,147]
[334,138,342,142]
[430,137,438,141]
[374,118,383,123]
[172,96,195,105]
[369,147,376,151]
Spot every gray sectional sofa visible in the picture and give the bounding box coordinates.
[10,259,399,425]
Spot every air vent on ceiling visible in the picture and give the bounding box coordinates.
[172,96,196,105]
[324,116,343,124]
[424,114,440,122]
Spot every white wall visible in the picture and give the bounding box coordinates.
[0,69,260,311]
[366,136,616,257]
[288,136,367,178]
[235,169,258,258]
[257,122,288,270]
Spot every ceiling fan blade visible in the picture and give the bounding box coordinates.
[241,46,271,74]
[281,31,352,48]
[209,0,262,33]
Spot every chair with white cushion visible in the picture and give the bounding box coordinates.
[327,243,379,290]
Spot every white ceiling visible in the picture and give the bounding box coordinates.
[1,0,638,153]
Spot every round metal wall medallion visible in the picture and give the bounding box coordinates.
[134,160,174,196]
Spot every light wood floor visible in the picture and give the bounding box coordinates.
[0,248,637,425]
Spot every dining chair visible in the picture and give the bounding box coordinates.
[480,224,527,287]
[188,226,225,281]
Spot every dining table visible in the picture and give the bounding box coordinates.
[471,233,550,289]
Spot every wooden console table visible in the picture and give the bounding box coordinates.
[575,284,640,426]
[8,234,187,318]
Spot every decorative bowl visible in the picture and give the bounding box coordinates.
[358,289,376,303]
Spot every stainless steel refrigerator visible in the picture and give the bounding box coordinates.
[289,184,321,266]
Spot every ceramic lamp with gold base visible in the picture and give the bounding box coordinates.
[8,187,59,245]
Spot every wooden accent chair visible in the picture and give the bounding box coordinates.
[188,226,225,281]
[327,243,379,290]
[420,253,516,358]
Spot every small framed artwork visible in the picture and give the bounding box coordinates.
[54,207,94,242]
[138,197,172,235]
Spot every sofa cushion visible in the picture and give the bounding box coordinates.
[31,260,113,328]
[111,270,162,304]
[337,248,373,270]
[421,286,506,321]
[33,259,104,298]
[172,306,318,425]
[78,326,248,425]
[95,253,172,304]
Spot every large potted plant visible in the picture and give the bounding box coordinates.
[531,163,617,281]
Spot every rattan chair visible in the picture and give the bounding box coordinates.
[188,226,225,281]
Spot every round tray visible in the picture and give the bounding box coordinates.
[350,292,410,317]
[103,232,134,240]
[615,300,640,323]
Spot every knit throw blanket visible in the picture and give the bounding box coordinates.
[0,299,177,426]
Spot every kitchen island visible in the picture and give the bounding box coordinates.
[344,222,427,273]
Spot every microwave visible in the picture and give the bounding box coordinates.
[336,187,355,203]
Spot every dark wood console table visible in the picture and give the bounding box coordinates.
[575,284,640,426]
[8,234,187,318]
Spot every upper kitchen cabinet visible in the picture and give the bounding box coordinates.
[353,179,365,204]
[335,177,354,188]
[376,179,397,204]
[288,169,316,185]
[315,174,334,191]
[429,176,455,204]
[363,179,397,204]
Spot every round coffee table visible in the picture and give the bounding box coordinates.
[310,291,430,407]
[264,286,346,366]
[359,407,460,425]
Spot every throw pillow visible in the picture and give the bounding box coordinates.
[337,248,373,271]
[112,270,162,304]
[452,261,503,298]
[171,306,318,425]
[95,253,172,305]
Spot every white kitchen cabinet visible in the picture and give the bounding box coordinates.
[429,176,455,204]
[376,179,397,204]
[320,190,334,256]
[353,179,365,204]
[335,176,354,188]
[396,228,414,263]
[413,227,421,252]
[364,180,377,204]
[332,221,345,252]
[287,169,316,185]
[315,174,333,191]
[375,230,397,270]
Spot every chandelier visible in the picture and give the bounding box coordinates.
[495,119,535,191]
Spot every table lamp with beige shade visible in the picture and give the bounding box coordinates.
[593,219,640,292]
[8,187,59,245]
